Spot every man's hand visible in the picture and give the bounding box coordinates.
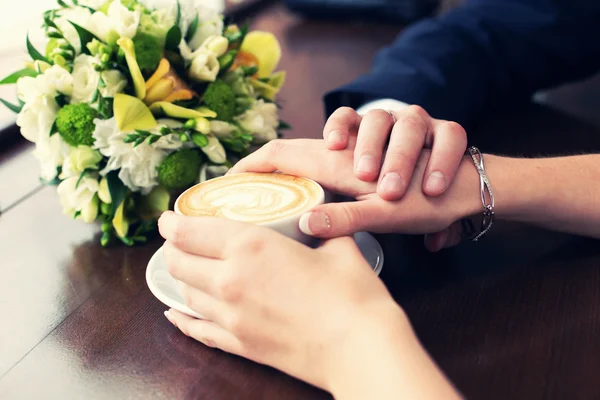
[323,105,468,201]
[229,139,481,246]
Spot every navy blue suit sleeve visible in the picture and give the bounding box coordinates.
[324,0,600,128]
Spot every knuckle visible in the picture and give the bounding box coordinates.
[364,108,391,122]
[406,104,429,120]
[333,106,357,120]
[265,139,286,158]
[397,114,427,133]
[341,204,363,230]
[224,313,245,336]
[169,219,189,248]
[182,288,196,310]
[163,245,181,277]
[441,121,467,140]
[216,271,243,304]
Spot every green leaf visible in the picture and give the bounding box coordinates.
[186,13,199,42]
[50,120,59,136]
[57,0,68,7]
[278,121,291,130]
[76,168,94,188]
[98,96,114,119]
[191,132,209,147]
[0,98,24,113]
[165,25,182,51]
[27,34,49,63]
[133,137,145,147]
[91,89,99,104]
[175,0,181,25]
[68,21,100,54]
[106,170,127,217]
[0,69,38,85]
[135,129,152,136]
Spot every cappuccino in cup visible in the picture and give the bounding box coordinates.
[175,172,325,245]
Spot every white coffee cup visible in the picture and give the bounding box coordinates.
[174,172,326,245]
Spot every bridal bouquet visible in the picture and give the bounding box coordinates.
[0,0,287,246]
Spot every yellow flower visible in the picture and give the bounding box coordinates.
[240,31,281,78]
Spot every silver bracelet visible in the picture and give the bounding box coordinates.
[467,146,494,241]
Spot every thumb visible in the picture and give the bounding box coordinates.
[298,201,381,238]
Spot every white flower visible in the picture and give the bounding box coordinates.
[71,55,100,103]
[188,52,219,82]
[16,95,59,143]
[54,6,94,53]
[209,120,236,138]
[89,0,141,42]
[92,118,182,194]
[78,0,108,8]
[36,134,71,182]
[16,65,73,105]
[57,175,100,223]
[99,69,127,97]
[201,135,226,164]
[60,146,103,179]
[44,65,74,97]
[188,10,224,51]
[236,100,279,143]
[70,55,126,103]
[141,0,223,42]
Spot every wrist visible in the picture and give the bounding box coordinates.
[325,304,413,397]
[453,153,540,223]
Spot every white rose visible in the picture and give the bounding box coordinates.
[70,55,101,104]
[236,100,279,143]
[188,52,219,82]
[93,118,182,194]
[100,70,127,98]
[16,95,59,143]
[34,133,71,182]
[89,0,141,42]
[189,12,224,51]
[54,6,94,53]
[43,65,74,97]
[16,65,72,105]
[60,146,103,179]
[57,175,100,223]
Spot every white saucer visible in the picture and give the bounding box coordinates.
[146,232,384,319]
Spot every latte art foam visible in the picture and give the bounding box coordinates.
[176,173,324,224]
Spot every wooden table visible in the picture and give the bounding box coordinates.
[2,2,600,399]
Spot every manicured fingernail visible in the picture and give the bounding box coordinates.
[379,172,403,195]
[299,212,331,236]
[164,310,178,328]
[425,171,446,194]
[356,155,376,174]
[328,130,342,144]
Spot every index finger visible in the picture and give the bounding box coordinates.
[158,211,252,258]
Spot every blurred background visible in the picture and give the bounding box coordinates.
[1,0,599,134]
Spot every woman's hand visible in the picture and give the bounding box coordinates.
[230,139,481,249]
[159,212,462,399]
[159,211,406,392]
[323,106,468,201]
